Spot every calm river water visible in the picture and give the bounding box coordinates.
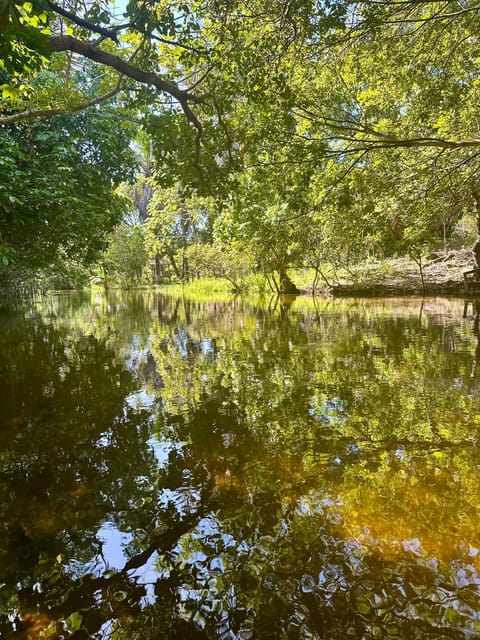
[1,291,480,639]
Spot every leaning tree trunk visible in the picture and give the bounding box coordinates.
[472,185,480,268]
[278,266,300,294]
[167,251,182,280]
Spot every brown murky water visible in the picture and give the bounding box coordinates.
[1,291,480,639]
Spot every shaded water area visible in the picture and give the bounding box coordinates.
[1,291,480,639]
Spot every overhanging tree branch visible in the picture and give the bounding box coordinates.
[49,35,200,104]
[47,1,120,43]
[0,78,124,125]
[328,134,480,150]
[48,34,205,159]
[294,105,480,151]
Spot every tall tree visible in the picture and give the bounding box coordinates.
[4,0,480,272]
[145,183,215,281]
[0,107,136,282]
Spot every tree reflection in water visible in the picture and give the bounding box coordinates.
[0,292,479,639]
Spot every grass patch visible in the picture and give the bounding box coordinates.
[157,274,270,299]
[157,277,235,300]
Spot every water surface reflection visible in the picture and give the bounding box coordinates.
[1,292,480,638]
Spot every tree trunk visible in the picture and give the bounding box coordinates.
[312,270,319,294]
[167,251,182,280]
[265,273,275,293]
[154,254,163,282]
[278,266,300,294]
[271,272,280,294]
[472,185,480,268]
[182,251,190,282]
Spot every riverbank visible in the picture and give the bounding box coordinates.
[314,249,474,297]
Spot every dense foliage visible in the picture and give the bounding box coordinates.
[0,103,136,289]
[2,1,480,287]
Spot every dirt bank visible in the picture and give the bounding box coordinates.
[324,249,476,297]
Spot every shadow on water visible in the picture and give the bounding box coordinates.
[1,292,480,638]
